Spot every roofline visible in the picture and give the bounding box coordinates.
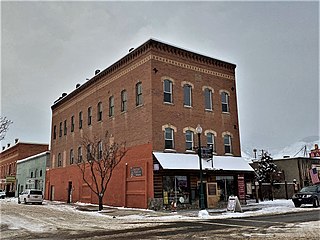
[51,38,236,110]
[17,151,50,164]
[0,142,49,154]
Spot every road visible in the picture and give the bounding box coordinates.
[1,199,319,239]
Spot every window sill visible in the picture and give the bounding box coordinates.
[163,102,174,106]
[222,111,230,115]
[184,105,192,109]
[205,109,213,112]
[164,149,176,153]
[185,150,196,154]
[224,153,233,156]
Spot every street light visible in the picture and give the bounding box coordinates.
[196,124,205,210]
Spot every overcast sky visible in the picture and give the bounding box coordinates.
[1,1,319,153]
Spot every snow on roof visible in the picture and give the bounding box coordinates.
[17,151,50,164]
[153,152,253,171]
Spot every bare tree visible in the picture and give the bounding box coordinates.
[77,131,127,211]
[0,116,13,141]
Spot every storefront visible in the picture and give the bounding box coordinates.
[152,152,254,209]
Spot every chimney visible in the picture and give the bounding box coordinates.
[15,138,19,144]
[7,143,10,148]
[95,69,100,75]
[76,83,81,88]
[2,146,5,151]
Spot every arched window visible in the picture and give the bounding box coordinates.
[183,84,192,107]
[97,102,103,121]
[87,107,92,125]
[185,130,194,151]
[221,91,230,113]
[206,132,216,153]
[223,134,232,154]
[164,128,174,149]
[136,82,143,106]
[57,153,62,167]
[164,79,173,103]
[204,88,213,110]
[70,149,74,164]
[121,90,127,112]
[78,147,82,163]
[109,96,114,117]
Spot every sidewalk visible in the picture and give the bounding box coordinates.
[74,199,265,218]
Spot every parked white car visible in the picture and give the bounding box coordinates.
[0,189,6,199]
[18,189,43,204]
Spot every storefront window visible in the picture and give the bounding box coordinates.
[162,176,190,205]
[216,176,235,201]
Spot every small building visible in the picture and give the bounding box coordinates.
[0,141,49,196]
[16,151,50,196]
[250,156,320,200]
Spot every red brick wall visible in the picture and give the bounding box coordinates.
[46,143,154,209]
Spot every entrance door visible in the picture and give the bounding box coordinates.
[206,182,218,208]
[67,181,72,203]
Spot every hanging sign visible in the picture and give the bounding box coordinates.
[130,167,143,177]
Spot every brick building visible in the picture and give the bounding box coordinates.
[0,141,49,196]
[47,39,253,209]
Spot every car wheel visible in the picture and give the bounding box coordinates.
[294,202,301,208]
[313,198,319,208]
[24,198,27,204]
[18,199,21,204]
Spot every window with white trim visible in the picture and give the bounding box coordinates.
[121,90,127,112]
[223,134,232,154]
[164,128,174,149]
[109,96,114,117]
[136,82,143,106]
[221,91,230,113]
[70,149,74,164]
[185,130,194,151]
[206,132,216,153]
[164,79,173,103]
[204,88,213,110]
[97,102,103,121]
[183,84,192,107]
[78,146,82,163]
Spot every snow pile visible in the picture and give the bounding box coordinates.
[198,209,210,218]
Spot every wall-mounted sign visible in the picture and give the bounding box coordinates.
[130,167,142,177]
[6,176,16,183]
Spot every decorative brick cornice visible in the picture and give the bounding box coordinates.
[52,39,236,110]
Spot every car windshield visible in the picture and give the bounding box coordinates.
[300,186,317,193]
[30,190,42,195]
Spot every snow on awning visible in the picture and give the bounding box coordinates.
[153,152,253,172]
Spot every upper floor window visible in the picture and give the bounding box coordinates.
[164,79,173,103]
[223,134,232,154]
[79,111,83,129]
[109,96,114,117]
[64,120,67,135]
[88,107,92,125]
[183,84,192,107]
[136,82,143,106]
[71,116,75,132]
[204,88,213,110]
[98,141,103,160]
[53,125,57,139]
[39,170,42,177]
[59,122,62,137]
[70,149,74,164]
[164,128,174,149]
[57,153,62,167]
[78,146,83,163]
[206,132,216,153]
[221,91,230,113]
[87,144,92,161]
[185,130,194,151]
[121,90,127,112]
[97,102,103,121]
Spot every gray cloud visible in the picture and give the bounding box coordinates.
[1,1,319,151]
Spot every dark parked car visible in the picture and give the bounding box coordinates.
[292,184,320,208]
